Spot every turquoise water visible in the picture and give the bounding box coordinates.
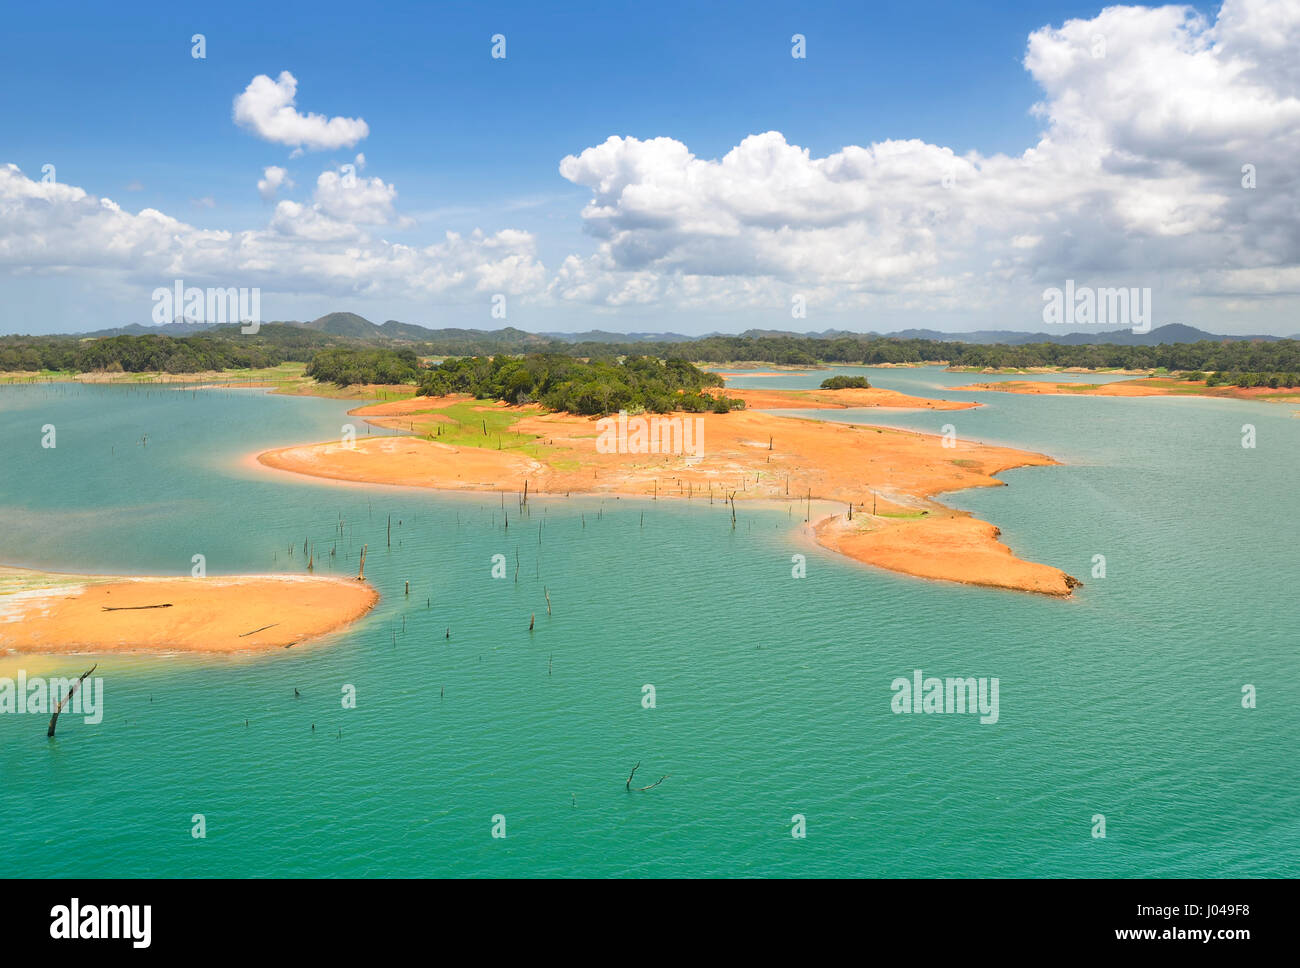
[0,372,1296,877]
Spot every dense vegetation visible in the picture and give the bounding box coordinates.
[934,340,1300,376]
[3,321,1298,391]
[560,334,1300,375]
[0,323,341,373]
[820,375,872,389]
[1206,371,1300,388]
[0,333,283,373]
[305,347,421,386]
[418,354,744,415]
[521,335,1300,386]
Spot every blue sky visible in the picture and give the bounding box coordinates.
[4,0,1292,336]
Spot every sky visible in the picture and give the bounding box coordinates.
[2,0,1297,337]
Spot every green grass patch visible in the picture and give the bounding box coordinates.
[0,369,76,384]
[419,400,545,455]
[1144,383,1206,395]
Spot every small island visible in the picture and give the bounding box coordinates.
[820,375,872,390]
[255,353,1080,597]
[0,568,378,654]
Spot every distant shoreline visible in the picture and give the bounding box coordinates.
[951,376,1300,403]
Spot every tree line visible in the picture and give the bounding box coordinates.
[0,333,285,373]
[820,375,872,389]
[3,325,1298,389]
[418,354,745,415]
[0,324,341,373]
[305,347,422,385]
[561,335,1300,375]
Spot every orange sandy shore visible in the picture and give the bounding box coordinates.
[257,390,1079,596]
[726,386,977,410]
[951,377,1300,402]
[0,569,378,654]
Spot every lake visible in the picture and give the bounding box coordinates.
[0,369,1295,877]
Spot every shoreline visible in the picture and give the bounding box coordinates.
[0,567,378,655]
[952,376,1300,403]
[724,386,977,410]
[255,392,1081,597]
[8,364,1291,405]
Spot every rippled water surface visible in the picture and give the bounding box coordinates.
[0,370,1295,877]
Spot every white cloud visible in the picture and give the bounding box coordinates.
[233,71,369,151]
[5,1,1300,332]
[0,163,544,305]
[257,166,293,201]
[312,168,398,224]
[553,0,1300,317]
[267,165,413,239]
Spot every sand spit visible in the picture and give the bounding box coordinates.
[256,393,1079,596]
[0,568,378,654]
[726,386,977,410]
[952,378,1300,402]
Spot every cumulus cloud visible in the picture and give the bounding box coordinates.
[312,168,398,224]
[257,166,293,200]
[0,163,544,304]
[5,1,1299,330]
[267,165,414,240]
[554,0,1300,316]
[233,71,369,151]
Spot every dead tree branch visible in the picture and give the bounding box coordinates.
[47,664,97,738]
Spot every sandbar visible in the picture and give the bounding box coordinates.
[952,377,1300,402]
[726,387,977,410]
[256,394,1080,596]
[0,568,378,654]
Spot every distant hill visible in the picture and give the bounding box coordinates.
[60,318,308,339]
[831,324,1282,346]
[10,316,1294,376]
[45,316,1289,347]
[301,312,379,338]
[377,319,444,341]
[1047,323,1282,345]
[743,324,1282,346]
[541,329,696,343]
[735,328,865,340]
[381,322,555,352]
[72,320,228,339]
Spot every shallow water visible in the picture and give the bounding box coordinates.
[0,372,1295,877]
